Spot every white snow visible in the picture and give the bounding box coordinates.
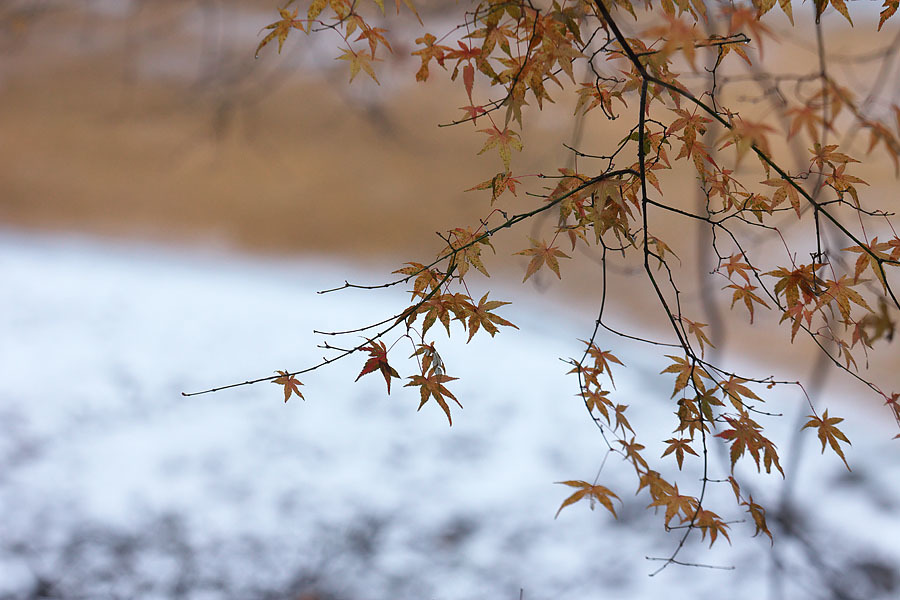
[1,231,897,599]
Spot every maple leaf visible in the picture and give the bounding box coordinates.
[645,235,679,270]
[715,413,783,475]
[755,0,795,24]
[580,387,613,422]
[809,143,858,170]
[445,42,481,76]
[466,171,520,204]
[885,392,900,429]
[575,82,626,118]
[815,275,872,322]
[393,262,441,299]
[765,263,823,310]
[661,355,709,398]
[667,107,711,145]
[718,253,756,284]
[355,25,392,58]
[464,292,518,342]
[393,0,421,23]
[458,103,488,124]
[785,103,824,142]
[255,8,305,58]
[411,33,450,81]
[465,20,515,61]
[409,292,469,336]
[735,192,773,222]
[880,0,899,30]
[406,371,461,425]
[643,15,705,70]
[803,409,851,470]
[695,508,731,547]
[675,395,708,438]
[447,226,493,278]
[855,298,896,347]
[273,370,304,402]
[336,48,380,84]
[695,389,725,425]
[581,342,625,387]
[649,485,700,529]
[821,0,853,24]
[726,4,775,57]
[724,283,770,324]
[615,410,638,438]
[779,302,813,342]
[743,494,773,544]
[307,0,328,20]
[661,437,698,469]
[515,237,570,282]
[476,126,523,171]
[718,376,762,411]
[410,342,444,375]
[719,118,775,164]
[825,163,868,208]
[681,317,713,358]
[637,470,676,503]
[355,340,400,394]
[843,237,894,293]
[761,176,803,219]
[555,480,620,518]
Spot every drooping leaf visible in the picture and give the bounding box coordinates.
[803,409,851,470]
[355,340,401,394]
[555,480,620,518]
[406,371,461,425]
[273,370,304,402]
[336,47,380,84]
[464,292,518,342]
[255,8,304,58]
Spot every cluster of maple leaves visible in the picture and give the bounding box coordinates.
[251,0,900,556]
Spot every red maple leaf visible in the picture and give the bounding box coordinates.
[355,341,400,394]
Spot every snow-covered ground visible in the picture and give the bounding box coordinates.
[1,232,898,600]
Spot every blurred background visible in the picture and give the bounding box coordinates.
[1,1,899,599]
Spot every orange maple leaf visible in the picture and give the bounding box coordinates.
[660,355,709,398]
[464,292,518,342]
[393,262,442,299]
[411,33,450,81]
[555,480,620,518]
[695,508,731,547]
[580,387,613,422]
[681,318,713,358]
[647,484,698,528]
[715,413,783,475]
[815,275,872,322]
[255,8,305,58]
[724,283,770,324]
[743,494,773,544]
[406,371,461,425]
[661,437,698,469]
[581,342,625,387]
[272,370,304,402]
